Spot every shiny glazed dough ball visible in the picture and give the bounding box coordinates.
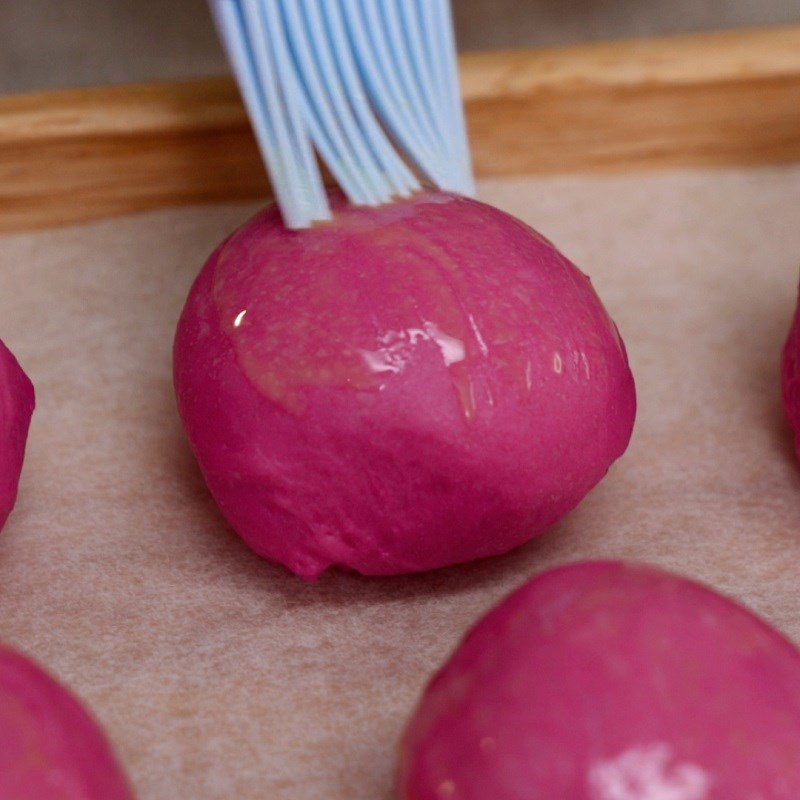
[0,337,34,531]
[398,561,800,800]
[174,191,636,579]
[0,645,133,799]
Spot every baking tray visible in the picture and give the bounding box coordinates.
[1,25,800,800]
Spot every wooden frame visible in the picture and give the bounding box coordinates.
[1,25,800,233]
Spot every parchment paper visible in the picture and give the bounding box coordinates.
[1,166,799,799]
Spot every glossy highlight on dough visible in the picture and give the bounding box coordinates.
[174,191,636,579]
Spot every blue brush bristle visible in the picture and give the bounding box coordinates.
[209,0,475,229]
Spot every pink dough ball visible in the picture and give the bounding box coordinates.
[398,561,800,799]
[0,338,34,531]
[0,645,133,799]
[174,191,635,579]
[782,284,800,457]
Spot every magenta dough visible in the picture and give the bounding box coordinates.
[782,282,800,458]
[398,561,800,799]
[174,191,636,579]
[0,338,34,532]
[0,645,133,799]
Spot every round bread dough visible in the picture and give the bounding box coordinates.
[174,191,635,579]
[0,645,133,799]
[398,561,800,799]
[0,338,34,531]
[782,285,800,457]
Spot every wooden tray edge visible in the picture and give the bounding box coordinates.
[2,25,800,233]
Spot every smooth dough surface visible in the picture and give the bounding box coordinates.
[174,191,636,579]
[398,561,800,800]
[0,337,34,531]
[0,645,133,799]
[781,282,800,458]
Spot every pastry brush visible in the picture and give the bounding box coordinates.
[208,0,475,228]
